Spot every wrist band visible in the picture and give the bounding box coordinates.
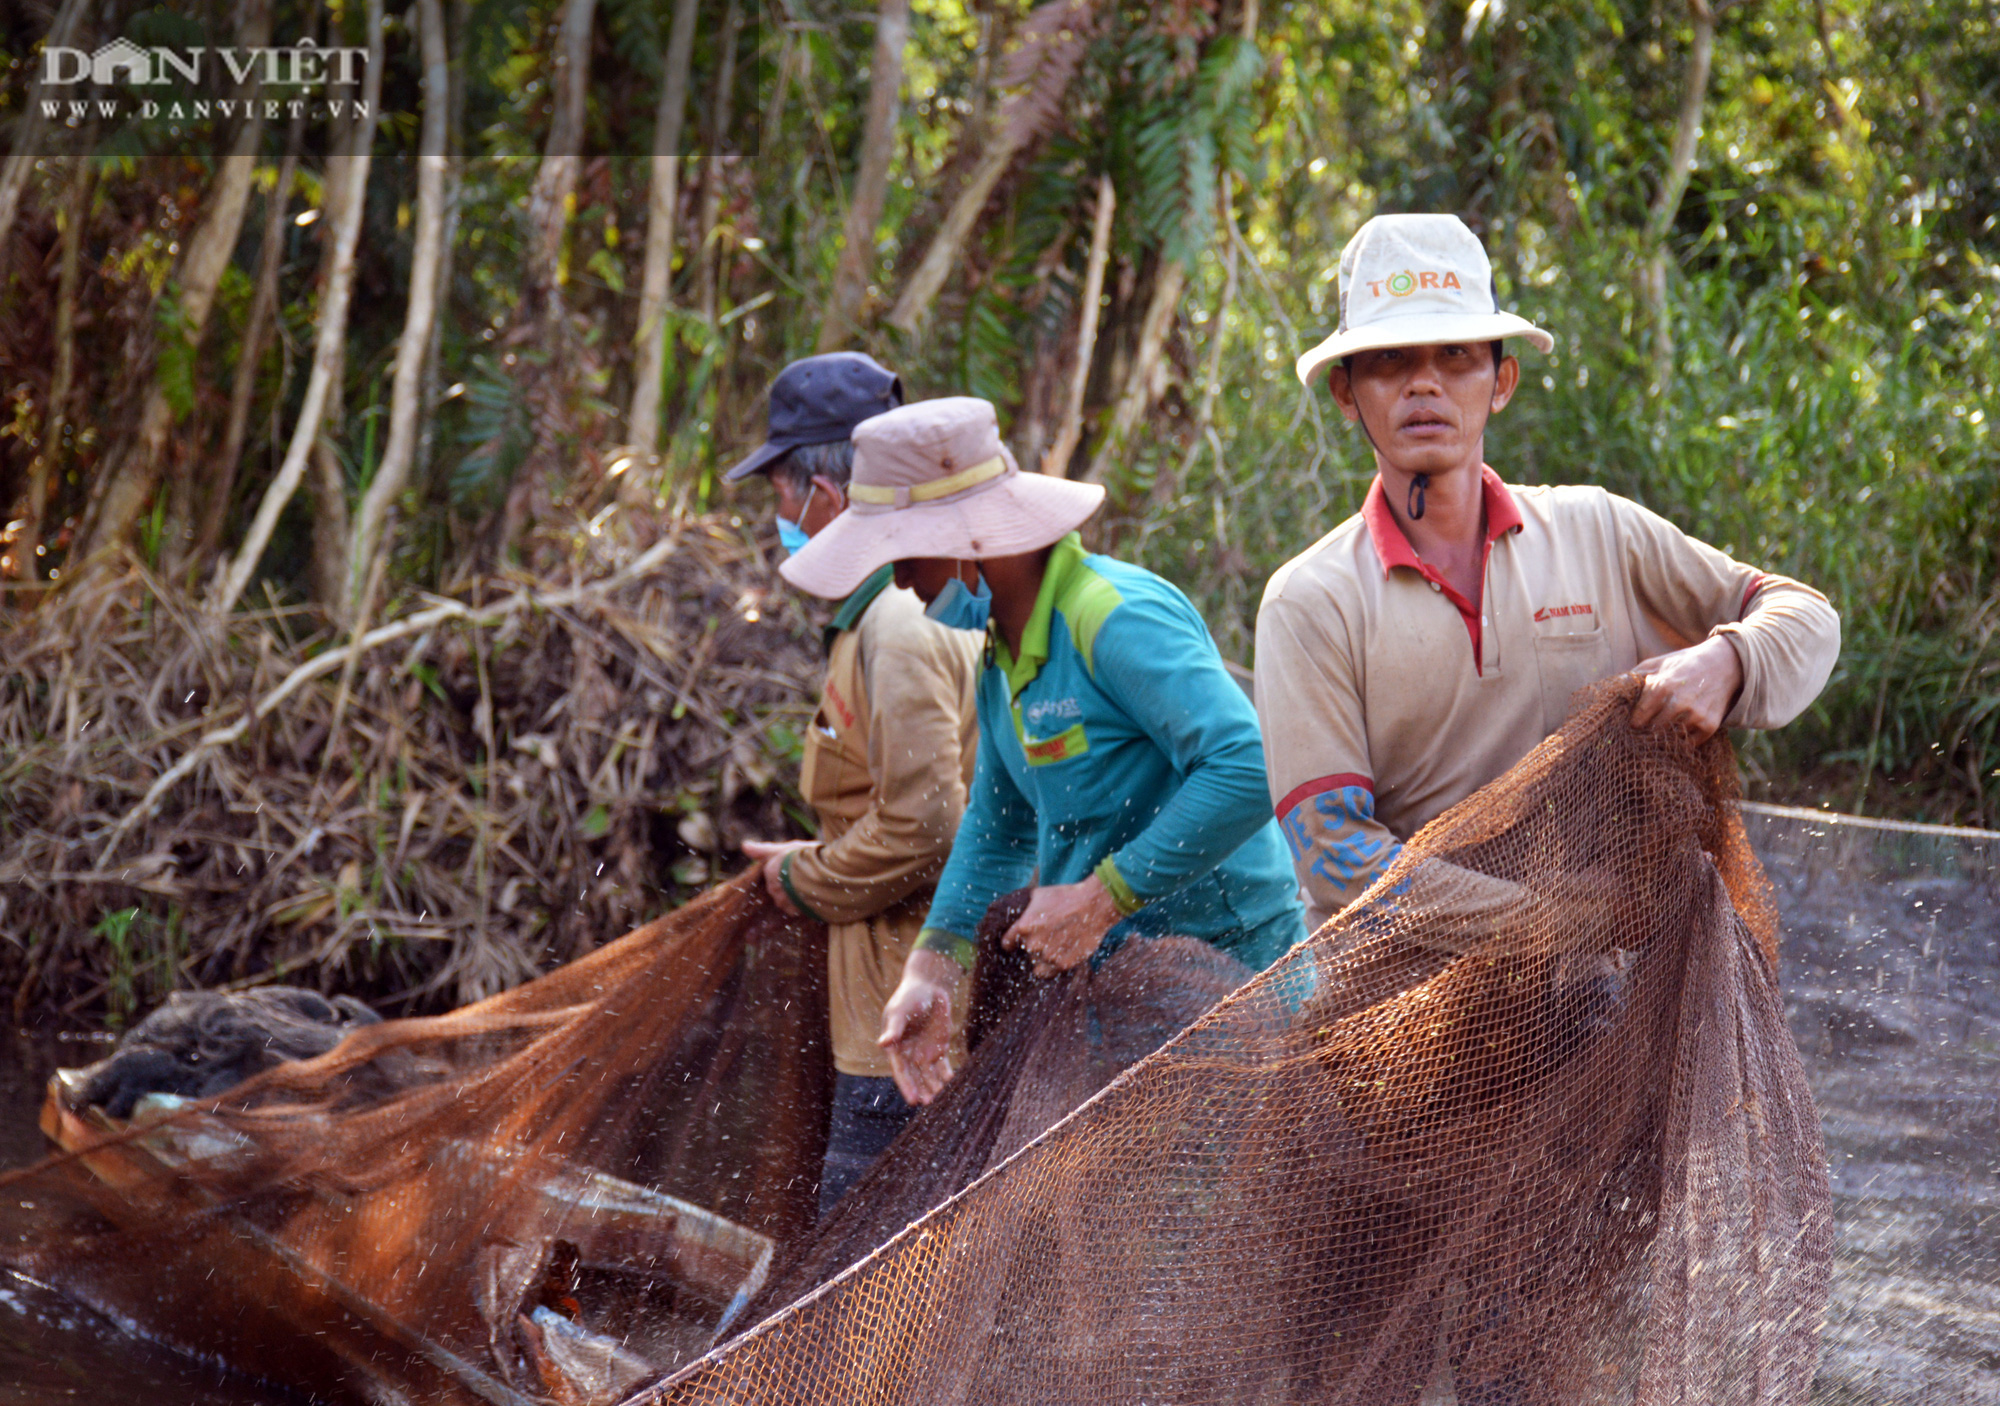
[915,928,977,972]
[778,851,827,924]
[1093,855,1143,916]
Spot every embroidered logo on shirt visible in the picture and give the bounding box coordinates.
[1012,700,1089,767]
[1023,696,1083,728]
[1532,603,1594,622]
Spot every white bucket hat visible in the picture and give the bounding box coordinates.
[1295,214,1553,386]
[780,397,1104,600]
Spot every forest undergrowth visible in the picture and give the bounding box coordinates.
[0,503,819,1024]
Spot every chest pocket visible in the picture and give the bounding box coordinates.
[1533,625,1613,733]
[800,695,869,816]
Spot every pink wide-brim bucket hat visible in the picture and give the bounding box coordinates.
[780,397,1104,600]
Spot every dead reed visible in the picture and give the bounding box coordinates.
[0,507,821,1024]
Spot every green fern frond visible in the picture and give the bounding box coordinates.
[449,354,532,514]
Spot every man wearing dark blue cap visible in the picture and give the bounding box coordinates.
[733,354,985,1217]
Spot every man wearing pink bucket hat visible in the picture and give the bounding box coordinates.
[784,397,1306,1105]
[728,352,985,1217]
[1258,213,1842,933]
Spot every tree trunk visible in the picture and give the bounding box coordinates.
[1082,258,1187,485]
[885,0,1091,335]
[522,0,598,316]
[193,140,299,572]
[68,0,274,576]
[885,139,1018,336]
[210,0,383,620]
[625,0,702,458]
[417,0,472,486]
[1043,174,1115,478]
[693,0,743,328]
[1152,177,1239,512]
[346,0,452,611]
[307,440,351,610]
[496,0,599,550]
[818,0,911,350]
[0,0,94,255]
[303,87,366,619]
[17,157,96,582]
[1644,0,1717,384]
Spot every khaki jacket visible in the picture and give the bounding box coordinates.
[784,572,982,1076]
[1255,469,1840,932]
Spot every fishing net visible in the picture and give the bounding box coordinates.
[2,675,1832,1406]
[735,891,1255,1328]
[641,676,1830,1405]
[1,876,835,1405]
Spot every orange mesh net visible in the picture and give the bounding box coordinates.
[639,677,1828,1404]
[2,879,834,1404]
[2,678,1831,1405]
[736,894,1255,1328]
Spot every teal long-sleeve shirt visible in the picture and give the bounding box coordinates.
[919,535,1304,972]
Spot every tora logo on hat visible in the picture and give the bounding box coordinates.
[1370,270,1464,298]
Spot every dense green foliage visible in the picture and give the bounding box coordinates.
[1109,0,2000,821]
[2,0,1996,822]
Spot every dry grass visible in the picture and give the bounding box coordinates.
[0,506,822,1024]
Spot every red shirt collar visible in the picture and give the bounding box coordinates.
[1362,464,1521,577]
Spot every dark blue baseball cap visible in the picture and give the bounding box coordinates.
[724,352,904,482]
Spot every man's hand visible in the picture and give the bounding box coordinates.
[740,838,816,915]
[879,948,963,1104]
[1003,876,1123,978]
[1630,637,1744,743]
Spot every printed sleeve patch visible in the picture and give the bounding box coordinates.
[1279,785,1397,887]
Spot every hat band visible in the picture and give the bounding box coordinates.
[848,455,1007,509]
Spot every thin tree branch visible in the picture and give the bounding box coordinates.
[346,0,452,609]
[195,137,299,570]
[1043,174,1115,478]
[209,0,383,619]
[625,0,702,456]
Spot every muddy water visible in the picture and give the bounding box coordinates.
[1749,808,2000,1406]
[3,813,1996,1405]
[0,1028,296,1405]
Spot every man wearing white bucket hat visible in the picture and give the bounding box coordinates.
[783,396,1306,1105]
[1258,213,1841,932]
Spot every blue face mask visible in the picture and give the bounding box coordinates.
[775,515,811,558]
[775,484,817,558]
[924,569,991,632]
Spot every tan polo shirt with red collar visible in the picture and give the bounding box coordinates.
[1254,466,1840,932]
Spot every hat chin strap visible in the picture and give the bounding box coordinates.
[1347,388,1430,522]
